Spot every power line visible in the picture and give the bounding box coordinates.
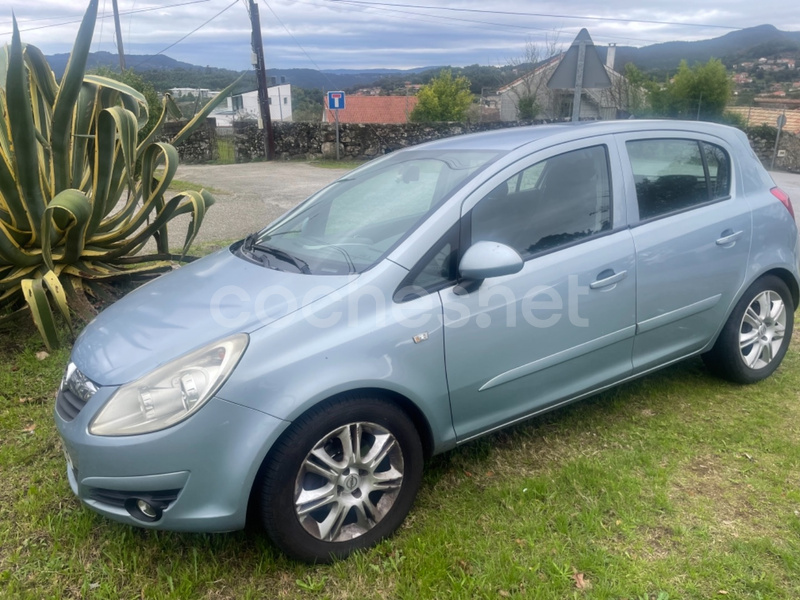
[293,0,568,48]
[271,0,655,75]
[261,0,340,88]
[97,0,107,51]
[299,0,668,46]
[261,0,392,150]
[128,0,138,49]
[0,0,215,36]
[132,0,240,69]
[309,0,557,34]
[322,0,741,30]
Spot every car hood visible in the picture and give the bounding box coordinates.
[72,248,355,386]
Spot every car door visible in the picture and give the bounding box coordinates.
[441,138,637,442]
[615,133,752,372]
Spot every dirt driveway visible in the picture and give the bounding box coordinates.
[172,162,347,246]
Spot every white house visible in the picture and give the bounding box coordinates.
[212,84,293,126]
[168,87,215,100]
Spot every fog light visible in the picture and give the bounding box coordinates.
[137,499,158,519]
[125,497,163,522]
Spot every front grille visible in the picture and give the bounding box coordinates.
[88,488,181,509]
[56,387,88,421]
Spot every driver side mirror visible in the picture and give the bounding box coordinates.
[455,241,523,294]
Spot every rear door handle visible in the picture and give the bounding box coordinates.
[590,269,628,290]
[716,230,743,246]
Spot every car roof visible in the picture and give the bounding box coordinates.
[413,119,740,153]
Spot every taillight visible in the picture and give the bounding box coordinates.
[771,187,794,219]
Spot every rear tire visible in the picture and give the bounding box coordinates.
[260,396,423,563]
[703,275,794,384]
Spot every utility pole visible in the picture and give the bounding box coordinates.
[249,0,275,160]
[111,0,126,71]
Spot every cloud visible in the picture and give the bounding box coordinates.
[0,0,796,71]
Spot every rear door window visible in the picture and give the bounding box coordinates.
[626,139,731,220]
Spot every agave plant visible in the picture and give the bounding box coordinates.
[0,0,239,349]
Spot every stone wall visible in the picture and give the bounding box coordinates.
[159,118,218,164]
[746,127,800,173]
[233,120,543,162]
[164,118,800,173]
[232,120,266,162]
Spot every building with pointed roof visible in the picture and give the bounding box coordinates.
[497,37,638,122]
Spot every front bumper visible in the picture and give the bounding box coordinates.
[55,384,290,532]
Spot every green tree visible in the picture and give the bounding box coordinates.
[292,87,324,122]
[669,59,731,120]
[620,63,651,116]
[626,59,732,122]
[138,67,250,94]
[459,64,505,94]
[410,69,473,122]
[516,95,539,120]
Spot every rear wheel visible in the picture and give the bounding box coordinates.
[260,396,423,562]
[703,275,794,383]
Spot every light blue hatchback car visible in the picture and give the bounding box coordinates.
[56,120,799,562]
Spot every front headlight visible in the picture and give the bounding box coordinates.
[89,333,249,436]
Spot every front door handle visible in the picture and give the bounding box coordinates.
[590,269,628,290]
[716,230,743,246]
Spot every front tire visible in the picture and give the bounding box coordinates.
[703,275,794,384]
[260,396,423,563]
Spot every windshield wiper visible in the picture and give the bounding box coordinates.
[242,232,311,274]
[241,232,265,263]
[243,232,258,252]
[252,242,311,274]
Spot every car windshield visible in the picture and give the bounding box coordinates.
[246,149,501,274]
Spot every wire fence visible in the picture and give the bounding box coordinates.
[216,126,235,164]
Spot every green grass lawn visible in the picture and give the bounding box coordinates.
[3,314,800,599]
[167,178,227,195]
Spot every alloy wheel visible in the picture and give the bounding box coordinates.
[738,290,787,369]
[294,422,404,542]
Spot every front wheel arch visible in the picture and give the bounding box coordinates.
[246,388,433,530]
[292,388,436,459]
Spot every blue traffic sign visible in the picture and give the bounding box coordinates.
[327,91,346,110]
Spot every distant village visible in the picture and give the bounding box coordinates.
[163,40,800,139]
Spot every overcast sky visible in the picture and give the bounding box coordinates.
[0,1,797,72]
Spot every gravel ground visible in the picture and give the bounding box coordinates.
[168,162,348,247]
[770,171,800,231]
